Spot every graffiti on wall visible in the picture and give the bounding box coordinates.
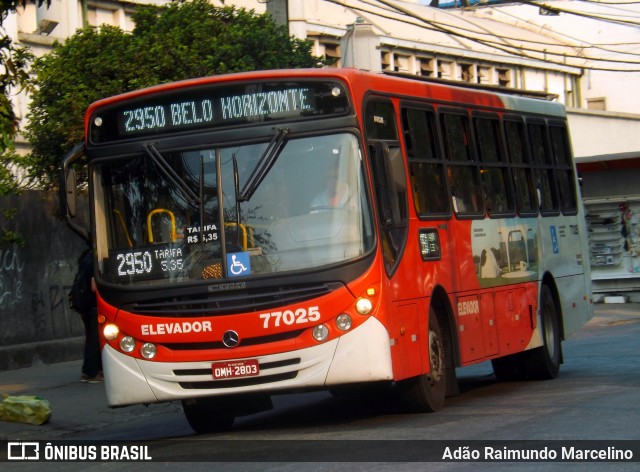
[0,243,24,309]
[0,190,87,347]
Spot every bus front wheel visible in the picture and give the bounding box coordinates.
[398,309,446,412]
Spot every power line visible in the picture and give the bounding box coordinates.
[320,0,640,71]
[513,0,640,27]
[478,3,640,58]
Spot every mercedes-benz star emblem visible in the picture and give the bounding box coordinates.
[222,330,240,348]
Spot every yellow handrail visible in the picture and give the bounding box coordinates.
[225,222,248,250]
[147,208,177,243]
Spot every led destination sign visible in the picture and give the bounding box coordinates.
[121,88,311,134]
[90,81,350,143]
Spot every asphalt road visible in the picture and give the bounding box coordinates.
[1,303,639,471]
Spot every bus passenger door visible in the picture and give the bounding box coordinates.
[368,140,409,275]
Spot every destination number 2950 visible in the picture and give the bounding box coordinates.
[259,306,320,328]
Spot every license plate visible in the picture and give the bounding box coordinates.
[211,359,260,380]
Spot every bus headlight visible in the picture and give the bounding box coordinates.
[141,343,157,359]
[119,336,136,353]
[355,297,373,315]
[336,313,352,331]
[103,323,119,341]
[312,324,329,342]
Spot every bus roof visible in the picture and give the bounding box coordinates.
[86,67,567,120]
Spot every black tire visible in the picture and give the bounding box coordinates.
[523,284,562,379]
[398,309,447,412]
[182,398,235,434]
[491,284,561,381]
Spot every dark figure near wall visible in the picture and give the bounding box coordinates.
[69,248,103,383]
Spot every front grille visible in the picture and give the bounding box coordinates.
[122,282,336,317]
[178,372,297,389]
[164,329,303,351]
[174,357,301,390]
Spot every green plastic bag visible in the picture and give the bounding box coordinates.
[0,395,52,425]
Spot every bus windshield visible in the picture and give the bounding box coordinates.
[93,133,374,286]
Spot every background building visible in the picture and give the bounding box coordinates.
[6,0,640,300]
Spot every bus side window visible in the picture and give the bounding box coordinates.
[549,125,578,214]
[474,115,514,217]
[504,119,537,216]
[441,111,483,216]
[528,122,559,215]
[401,107,450,217]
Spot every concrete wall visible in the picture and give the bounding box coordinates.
[567,108,640,159]
[0,190,88,370]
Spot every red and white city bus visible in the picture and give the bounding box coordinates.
[62,68,593,433]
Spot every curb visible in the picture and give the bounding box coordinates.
[0,337,84,371]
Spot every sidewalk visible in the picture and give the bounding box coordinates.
[0,358,183,440]
[0,303,637,440]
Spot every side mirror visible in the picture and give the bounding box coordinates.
[65,167,77,218]
[60,143,89,241]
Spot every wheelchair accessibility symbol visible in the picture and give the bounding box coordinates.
[227,252,251,277]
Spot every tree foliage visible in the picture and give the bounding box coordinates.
[0,0,49,244]
[0,4,42,194]
[23,0,328,188]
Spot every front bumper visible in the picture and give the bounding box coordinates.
[102,316,393,406]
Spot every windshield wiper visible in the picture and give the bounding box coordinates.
[238,127,289,202]
[232,154,242,249]
[144,144,200,208]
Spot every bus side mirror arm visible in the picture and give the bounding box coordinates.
[60,142,90,242]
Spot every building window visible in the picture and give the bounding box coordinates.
[321,41,341,67]
[438,60,453,79]
[587,97,606,111]
[460,63,475,83]
[381,51,392,71]
[477,66,491,84]
[497,68,512,87]
[87,6,118,28]
[394,53,410,73]
[418,57,435,77]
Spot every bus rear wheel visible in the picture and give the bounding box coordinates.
[491,284,561,381]
[182,398,235,434]
[398,310,446,412]
[523,284,562,379]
